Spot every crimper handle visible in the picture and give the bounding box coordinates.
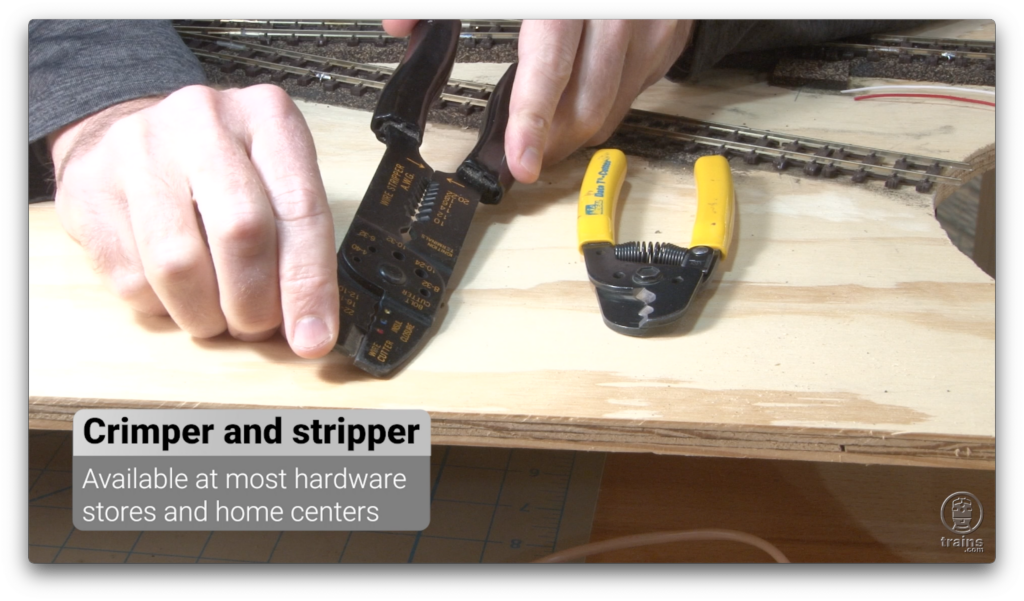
[371,20,460,145]
[457,62,518,205]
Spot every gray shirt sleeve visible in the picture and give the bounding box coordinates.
[28,19,207,200]
[29,19,207,143]
[671,20,931,81]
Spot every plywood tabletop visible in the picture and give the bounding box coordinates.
[29,27,995,469]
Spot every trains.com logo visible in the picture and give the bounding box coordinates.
[939,491,984,552]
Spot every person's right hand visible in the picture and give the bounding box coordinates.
[48,84,340,358]
[382,20,694,184]
[504,20,694,183]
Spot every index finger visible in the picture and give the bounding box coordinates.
[382,20,418,37]
[233,85,339,358]
[506,20,584,184]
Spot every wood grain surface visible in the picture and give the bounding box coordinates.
[29,22,995,469]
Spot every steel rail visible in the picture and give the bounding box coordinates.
[626,111,970,171]
[183,32,495,98]
[186,34,394,76]
[190,47,492,110]
[864,35,995,52]
[619,123,961,190]
[183,27,512,41]
[822,41,995,62]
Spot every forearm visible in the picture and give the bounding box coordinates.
[29,19,206,200]
[29,19,205,142]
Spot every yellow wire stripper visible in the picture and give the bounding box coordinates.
[577,150,734,335]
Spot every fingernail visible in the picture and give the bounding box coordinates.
[520,146,542,179]
[293,315,331,351]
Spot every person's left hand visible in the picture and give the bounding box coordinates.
[48,85,340,358]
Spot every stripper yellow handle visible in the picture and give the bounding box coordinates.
[690,155,735,259]
[577,149,628,252]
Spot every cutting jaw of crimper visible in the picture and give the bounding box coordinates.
[334,20,517,377]
[578,151,735,335]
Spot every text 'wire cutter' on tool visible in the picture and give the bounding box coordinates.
[334,20,517,377]
[578,150,735,335]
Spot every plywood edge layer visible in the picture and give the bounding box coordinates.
[28,418,73,431]
[934,143,996,209]
[434,436,991,471]
[30,397,993,469]
[430,421,993,470]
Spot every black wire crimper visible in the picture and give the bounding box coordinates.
[334,20,517,377]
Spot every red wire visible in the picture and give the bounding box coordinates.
[853,93,995,107]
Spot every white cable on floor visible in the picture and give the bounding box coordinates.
[532,528,791,563]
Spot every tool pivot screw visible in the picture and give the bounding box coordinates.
[633,266,662,284]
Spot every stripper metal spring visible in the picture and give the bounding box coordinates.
[614,242,688,265]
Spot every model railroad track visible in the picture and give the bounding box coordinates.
[184,32,969,193]
[177,21,997,73]
[174,19,520,47]
[615,111,967,193]
[183,32,494,114]
[817,35,995,66]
